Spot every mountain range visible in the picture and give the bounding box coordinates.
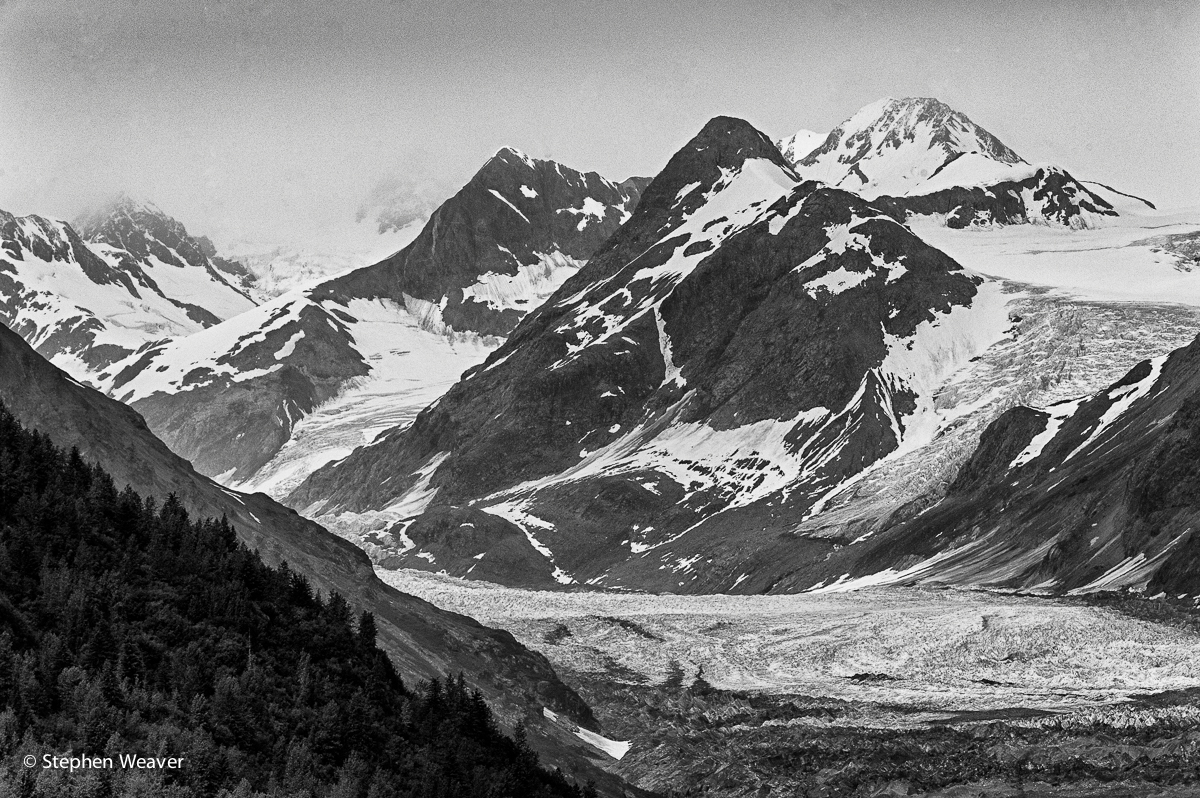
[288,115,1004,587]
[1,95,1194,601]
[4,92,1200,797]
[82,150,647,493]
[277,100,1198,596]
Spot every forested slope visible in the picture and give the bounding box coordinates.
[0,403,593,798]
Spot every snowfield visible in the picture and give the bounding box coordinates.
[378,569,1200,714]
[909,211,1200,306]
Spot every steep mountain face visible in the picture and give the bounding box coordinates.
[98,292,379,481]
[287,116,1016,590]
[0,201,255,378]
[0,319,620,773]
[75,194,256,320]
[831,333,1200,596]
[784,97,1148,228]
[323,147,648,337]
[101,150,647,487]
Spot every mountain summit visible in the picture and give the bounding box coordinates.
[776,128,827,165]
[794,97,1025,198]
[325,146,646,337]
[782,97,1151,228]
[76,194,256,316]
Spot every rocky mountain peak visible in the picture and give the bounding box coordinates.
[321,145,647,334]
[681,115,792,172]
[72,194,254,310]
[75,193,170,238]
[473,146,541,181]
[631,116,796,221]
[799,96,1024,172]
[492,145,538,166]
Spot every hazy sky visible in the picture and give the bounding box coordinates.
[1,0,1196,245]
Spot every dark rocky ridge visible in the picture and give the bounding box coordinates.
[874,166,1120,228]
[196,232,260,293]
[1085,180,1157,211]
[319,148,647,337]
[288,116,987,593]
[0,319,645,794]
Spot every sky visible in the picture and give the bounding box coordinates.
[1,0,1196,247]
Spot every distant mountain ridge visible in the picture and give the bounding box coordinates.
[4,99,1186,605]
[0,198,257,377]
[95,149,648,486]
[779,97,1153,228]
[75,194,256,313]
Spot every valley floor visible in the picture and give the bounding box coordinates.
[378,568,1200,796]
[376,569,1200,712]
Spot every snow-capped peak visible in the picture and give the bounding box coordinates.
[0,198,256,383]
[73,194,258,338]
[791,97,1026,199]
[776,128,827,165]
[75,193,170,231]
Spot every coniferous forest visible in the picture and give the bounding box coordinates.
[0,403,593,798]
